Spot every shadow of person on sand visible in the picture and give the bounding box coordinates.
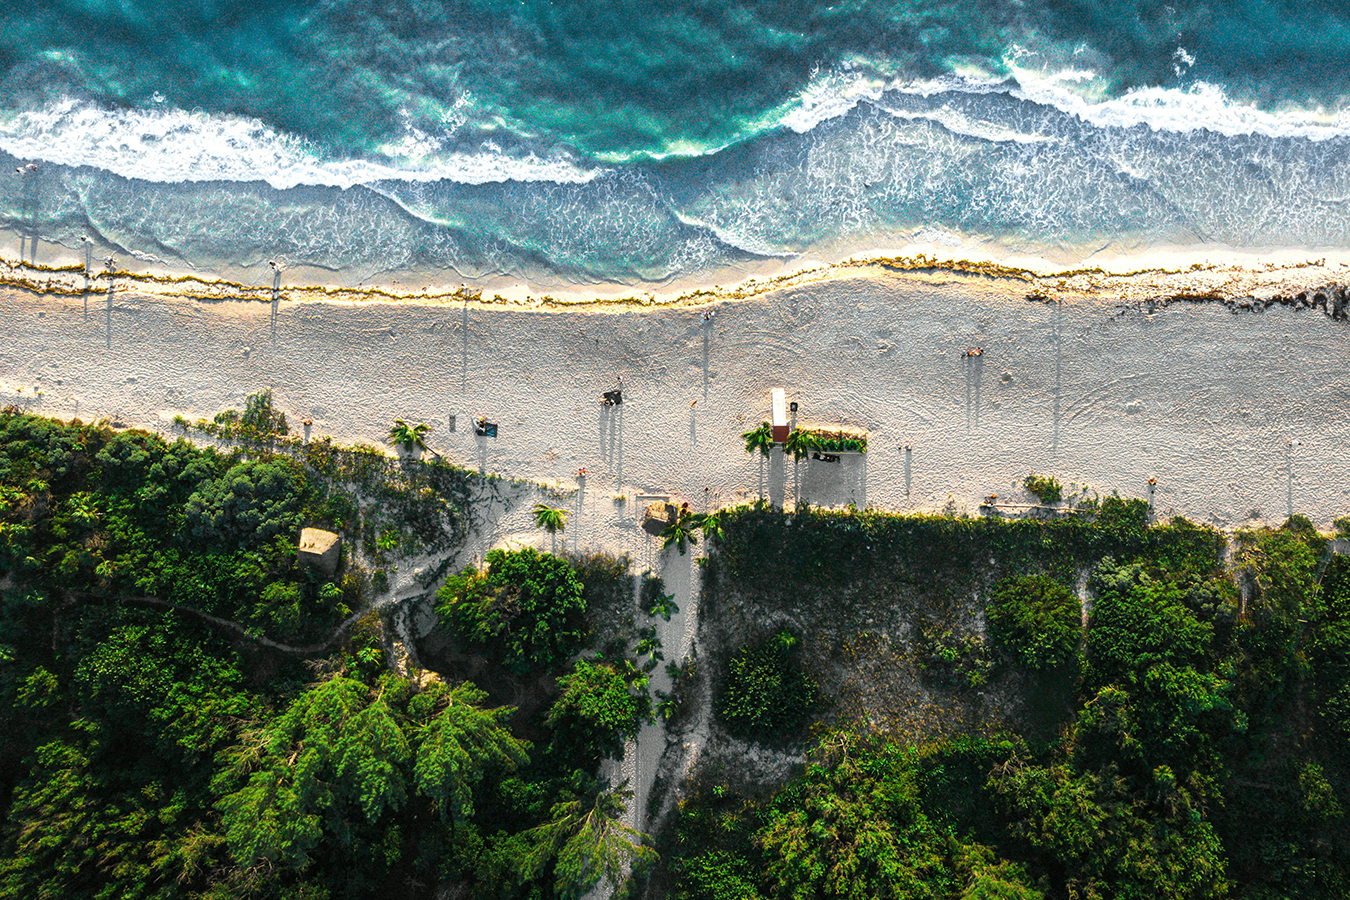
[599,401,624,485]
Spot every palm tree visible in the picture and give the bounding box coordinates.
[742,422,773,457]
[388,419,431,455]
[533,502,570,552]
[533,503,570,534]
[661,509,699,555]
[691,510,724,547]
[784,427,815,460]
[654,692,679,722]
[519,780,657,899]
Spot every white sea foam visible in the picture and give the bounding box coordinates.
[0,99,603,188]
[777,60,1350,145]
[668,210,798,259]
[1001,65,1350,140]
[876,103,1063,145]
[5,61,1350,198]
[777,63,894,134]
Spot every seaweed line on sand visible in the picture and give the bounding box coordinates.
[4,252,1350,314]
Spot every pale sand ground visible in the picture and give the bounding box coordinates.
[3,270,1350,527]
[7,268,1350,836]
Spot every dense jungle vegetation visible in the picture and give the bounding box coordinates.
[674,504,1350,900]
[0,408,651,899]
[1,407,1348,900]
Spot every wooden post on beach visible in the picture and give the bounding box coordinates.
[269,261,282,345]
[104,257,115,350]
[80,236,92,320]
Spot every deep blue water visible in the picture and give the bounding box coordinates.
[3,1,1350,284]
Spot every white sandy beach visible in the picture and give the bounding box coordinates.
[3,263,1350,528]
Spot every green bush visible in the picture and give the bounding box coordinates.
[182,458,308,546]
[546,659,645,760]
[1095,494,1149,532]
[435,547,588,672]
[1023,474,1063,504]
[716,630,817,740]
[987,575,1081,672]
[785,429,868,458]
[194,389,289,442]
[914,621,992,688]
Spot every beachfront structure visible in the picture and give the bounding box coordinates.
[771,388,789,443]
[298,527,342,578]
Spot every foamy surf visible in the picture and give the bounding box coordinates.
[6,46,1350,288]
[0,99,604,189]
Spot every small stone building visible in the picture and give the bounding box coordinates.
[298,528,342,578]
[642,502,677,536]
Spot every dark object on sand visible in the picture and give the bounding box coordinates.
[602,390,623,406]
[642,501,677,536]
[475,418,498,438]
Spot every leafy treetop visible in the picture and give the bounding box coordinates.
[436,547,589,672]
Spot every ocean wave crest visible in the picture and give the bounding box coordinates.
[771,60,1350,148]
[0,99,604,189]
[1004,67,1350,141]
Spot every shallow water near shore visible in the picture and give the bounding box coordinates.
[3,2,1350,287]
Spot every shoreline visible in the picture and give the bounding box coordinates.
[4,239,1350,314]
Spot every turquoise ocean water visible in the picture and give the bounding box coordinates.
[3,0,1350,285]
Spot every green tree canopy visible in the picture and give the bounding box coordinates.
[216,673,525,870]
[520,779,657,899]
[183,457,308,546]
[1086,560,1216,688]
[757,734,1041,900]
[546,659,645,761]
[991,760,1229,900]
[987,575,1081,672]
[436,547,588,672]
[216,675,410,869]
[408,680,529,821]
